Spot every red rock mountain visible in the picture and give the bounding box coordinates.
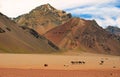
[44,18,120,55]
[14,4,71,34]
[0,13,58,53]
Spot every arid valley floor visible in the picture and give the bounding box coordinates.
[0,52,120,77]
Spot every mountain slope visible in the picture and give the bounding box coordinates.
[44,18,120,55]
[0,13,59,53]
[106,26,120,36]
[14,4,71,34]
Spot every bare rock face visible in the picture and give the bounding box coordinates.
[14,4,71,35]
[44,18,120,55]
[106,26,120,36]
[0,12,59,53]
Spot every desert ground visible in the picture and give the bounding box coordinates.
[0,52,120,77]
[0,68,120,77]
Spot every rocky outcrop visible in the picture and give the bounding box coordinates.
[0,28,5,33]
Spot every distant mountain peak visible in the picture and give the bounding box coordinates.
[106,26,120,36]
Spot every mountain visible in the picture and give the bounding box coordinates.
[44,18,120,55]
[106,26,120,36]
[0,12,59,53]
[6,4,120,55]
[14,3,71,35]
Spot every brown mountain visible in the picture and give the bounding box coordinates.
[0,13,59,53]
[44,18,120,55]
[106,26,120,36]
[14,3,71,35]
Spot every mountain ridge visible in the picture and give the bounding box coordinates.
[44,18,120,55]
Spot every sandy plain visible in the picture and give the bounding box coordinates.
[0,52,120,77]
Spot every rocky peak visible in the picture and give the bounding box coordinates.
[42,3,56,11]
[15,4,72,35]
[30,3,71,19]
[32,3,56,13]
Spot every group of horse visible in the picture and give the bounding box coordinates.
[71,61,86,64]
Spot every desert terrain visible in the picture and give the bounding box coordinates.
[0,3,120,77]
[0,52,120,77]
